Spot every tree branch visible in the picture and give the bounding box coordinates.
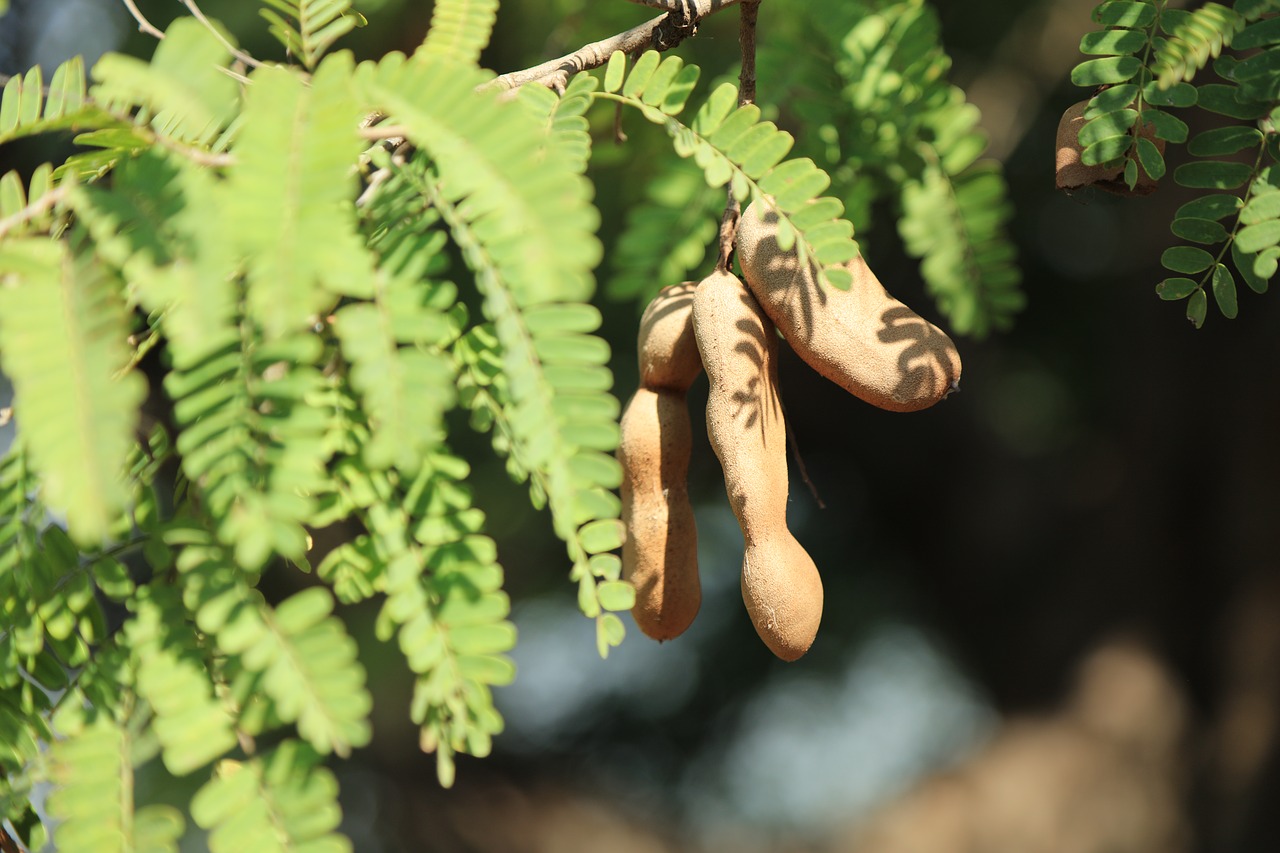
[122,0,166,40]
[623,0,744,13]
[492,0,746,91]
[0,186,68,241]
[178,0,264,69]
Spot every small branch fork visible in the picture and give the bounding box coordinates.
[121,0,165,39]
[121,0,263,69]
[492,0,746,91]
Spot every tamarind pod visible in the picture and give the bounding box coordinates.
[692,269,822,661]
[619,387,700,640]
[638,282,702,391]
[1055,99,1164,196]
[735,200,962,413]
[619,283,704,641]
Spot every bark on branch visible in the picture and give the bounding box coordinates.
[492,0,745,91]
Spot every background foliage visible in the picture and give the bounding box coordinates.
[2,0,1280,851]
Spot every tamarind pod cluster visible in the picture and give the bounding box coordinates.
[618,283,703,641]
[692,269,823,662]
[1055,99,1164,196]
[736,200,962,414]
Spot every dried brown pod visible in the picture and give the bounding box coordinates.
[692,268,823,661]
[619,283,703,641]
[735,200,962,413]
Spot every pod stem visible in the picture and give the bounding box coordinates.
[716,0,763,272]
[777,392,826,511]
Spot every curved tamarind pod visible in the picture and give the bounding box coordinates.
[619,284,702,641]
[735,200,962,413]
[692,269,822,661]
[1056,99,1164,196]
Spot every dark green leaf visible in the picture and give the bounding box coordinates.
[1234,17,1280,50]
[1071,56,1143,86]
[1232,46,1280,80]
[1156,277,1199,300]
[1161,245,1215,273]
[1080,135,1131,166]
[1187,287,1208,327]
[1173,160,1253,189]
[1080,109,1137,148]
[1196,84,1270,119]
[1176,193,1241,221]
[1188,126,1263,157]
[1140,109,1187,143]
[1080,29,1149,55]
[1086,84,1140,116]
[1211,263,1239,318]
[1094,1,1157,28]
[1143,80,1197,107]
[1170,217,1227,244]
[1124,157,1139,189]
[1136,136,1165,179]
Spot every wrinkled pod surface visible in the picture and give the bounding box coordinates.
[692,269,823,661]
[618,283,703,641]
[735,199,962,413]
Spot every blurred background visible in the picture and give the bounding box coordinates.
[3,0,1280,850]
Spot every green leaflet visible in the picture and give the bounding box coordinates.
[899,162,1023,337]
[359,55,627,649]
[765,0,1021,334]
[1068,0,1280,324]
[228,55,375,340]
[0,57,116,147]
[1152,2,1244,87]
[166,332,329,569]
[600,50,862,291]
[48,717,185,853]
[191,740,352,852]
[416,0,500,65]
[0,163,57,237]
[92,18,238,146]
[173,530,372,756]
[0,239,146,544]
[125,585,238,776]
[260,0,362,70]
[333,276,458,471]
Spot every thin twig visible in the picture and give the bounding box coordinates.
[0,186,69,241]
[779,394,826,509]
[122,0,166,40]
[715,0,760,271]
[359,124,411,140]
[491,0,745,91]
[179,0,264,69]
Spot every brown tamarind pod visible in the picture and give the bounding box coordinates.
[1055,98,1164,196]
[692,268,822,661]
[735,200,962,413]
[619,284,702,641]
[638,282,702,390]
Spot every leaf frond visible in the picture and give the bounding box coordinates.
[0,238,146,544]
[190,740,352,852]
[416,0,500,66]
